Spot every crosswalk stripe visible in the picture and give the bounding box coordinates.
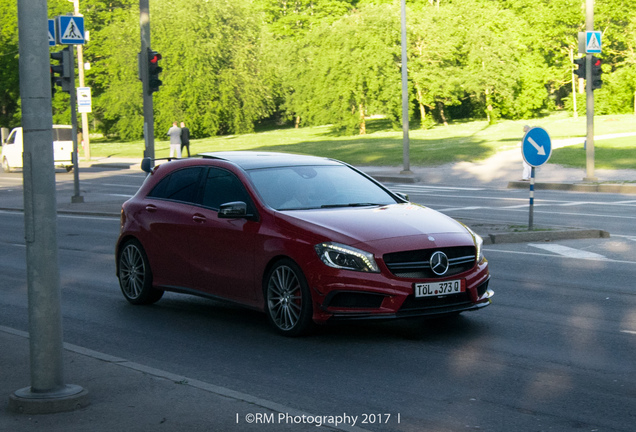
[528,243,607,260]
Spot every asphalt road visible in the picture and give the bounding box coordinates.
[1,170,635,431]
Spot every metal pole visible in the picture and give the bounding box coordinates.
[584,0,596,181]
[570,48,577,118]
[400,0,411,174]
[529,167,535,230]
[140,0,155,162]
[68,46,83,203]
[71,0,90,159]
[11,0,88,413]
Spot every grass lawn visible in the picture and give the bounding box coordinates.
[86,113,636,170]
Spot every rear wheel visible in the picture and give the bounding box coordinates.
[118,239,163,305]
[265,259,313,336]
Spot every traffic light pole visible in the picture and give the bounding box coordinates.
[140,0,155,163]
[584,0,596,181]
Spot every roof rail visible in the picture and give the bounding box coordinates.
[140,155,204,173]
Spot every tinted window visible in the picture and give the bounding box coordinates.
[202,168,252,210]
[148,167,204,204]
[53,127,72,141]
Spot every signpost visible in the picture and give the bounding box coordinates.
[522,127,552,230]
[54,14,85,203]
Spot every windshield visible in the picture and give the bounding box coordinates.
[247,165,397,210]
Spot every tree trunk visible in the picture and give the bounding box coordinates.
[415,85,426,127]
[295,116,300,129]
[359,103,366,135]
[485,88,494,124]
[437,101,448,126]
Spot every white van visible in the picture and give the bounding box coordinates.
[1,125,74,172]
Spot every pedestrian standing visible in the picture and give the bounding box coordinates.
[167,121,182,159]
[521,125,531,181]
[180,122,191,157]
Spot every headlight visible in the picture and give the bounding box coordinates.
[314,242,379,273]
[462,224,484,263]
[475,233,484,262]
[464,226,484,262]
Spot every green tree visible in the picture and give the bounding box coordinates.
[0,0,19,127]
[283,4,403,134]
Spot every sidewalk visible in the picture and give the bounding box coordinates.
[1,327,353,432]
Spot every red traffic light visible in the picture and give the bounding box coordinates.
[150,53,162,64]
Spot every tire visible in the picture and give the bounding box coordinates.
[2,157,11,173]
[264,259,313,336]
[65,165,73,172]
[118,239,163,305]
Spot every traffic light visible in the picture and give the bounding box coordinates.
[147,49,163,94]
[591,56,603,90]
[50,47,72,94]
[573,57,586,80]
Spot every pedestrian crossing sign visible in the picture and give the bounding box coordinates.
[48,19,56,46]
[56,16,85,45]
[586,31,602,54]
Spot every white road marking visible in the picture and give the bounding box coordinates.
[484,249,636,265]
[620,330,636,335]
[393,184,485,192]
[527,244,607,260]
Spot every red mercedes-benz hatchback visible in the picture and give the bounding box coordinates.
[116,152,492,336]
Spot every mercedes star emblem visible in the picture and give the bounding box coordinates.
[430,251,449,276]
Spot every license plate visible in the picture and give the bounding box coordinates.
[414,279,464,298]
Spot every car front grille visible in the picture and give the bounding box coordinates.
[383,246,476,279]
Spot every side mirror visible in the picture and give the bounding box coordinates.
[140,157,153,173]
[219,201,249,219]
[394,192,409,202]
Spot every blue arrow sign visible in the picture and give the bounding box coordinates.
[56,16,85,45]
[48,19,56,46]
[522,127,552,167]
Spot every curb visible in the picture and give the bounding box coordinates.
[485,228,610,245]
[508,181,636,194]
[368,174,419,184]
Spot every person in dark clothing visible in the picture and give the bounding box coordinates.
[180,122,191,157]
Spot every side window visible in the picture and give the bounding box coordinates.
[202,167,252,211]
[5,131,16,145]
[147,167,204,204]
[53,127,72,141]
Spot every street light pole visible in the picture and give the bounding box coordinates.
[10,0,88,414]
[400,0,412,174]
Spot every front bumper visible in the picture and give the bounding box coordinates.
[307,259,492,324]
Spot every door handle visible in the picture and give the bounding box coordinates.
[193,214,206,223]
[145,204,157,213]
